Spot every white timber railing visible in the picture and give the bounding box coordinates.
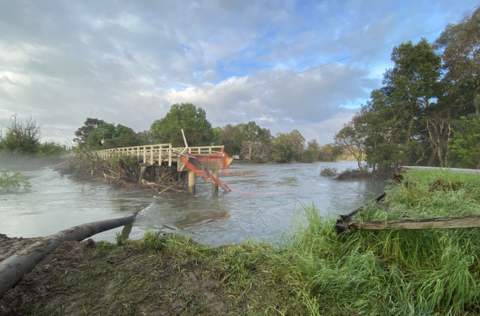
[96,144,225,166]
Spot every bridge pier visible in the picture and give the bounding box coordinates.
[211,169,218,193]
[188,170,196,195]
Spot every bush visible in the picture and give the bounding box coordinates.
[320,166,338,177]
[333,168,372,180]
[0,170,30,190]
[106,153,140,170]
[36,142,67,157]
[250,154,267,163]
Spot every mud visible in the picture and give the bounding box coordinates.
[0,237,95,316]
[0,234,42,263]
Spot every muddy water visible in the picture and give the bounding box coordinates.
[0,161,387,245]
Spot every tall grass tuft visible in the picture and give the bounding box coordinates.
[276,169,480,315]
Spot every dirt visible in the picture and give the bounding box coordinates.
[0,234,43,263]
[0,237,95,316]
[0,237,238,315]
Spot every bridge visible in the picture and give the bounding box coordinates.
[96,143,233,194]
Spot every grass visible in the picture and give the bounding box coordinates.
[34,168,480,315]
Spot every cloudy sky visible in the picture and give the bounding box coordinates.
[0,0,478,146]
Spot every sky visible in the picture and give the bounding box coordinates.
[0,0,478,146]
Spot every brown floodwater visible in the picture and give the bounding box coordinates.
[0,161,387,245]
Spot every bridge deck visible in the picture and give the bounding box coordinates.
[97,144,228,169]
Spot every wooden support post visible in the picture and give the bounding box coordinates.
[150,165,156,182]
[139,164,147,185]
[188,170,196,195]
[150,146,153,165]
[212,169,218,193]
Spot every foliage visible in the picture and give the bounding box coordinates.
[105,153,140,171]
[319,166,337,177]
[270,132,294,162]
[333,7,480,171]
[0,170,30,190]
[240,121,262,160]
[334,111,366,168]
[148,103,213,146]
[87,122,145,150]
[74,118,105,144]
[219,124,240,155]
[449,114,480,168]
[0,114,41,154]
[36,142,67,156]
[435,6,480,115]
[302,149,316,162]
[250,154,267,163]
[289,129,305,159]
[0,114,66,158]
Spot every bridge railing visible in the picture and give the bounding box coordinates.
[96,144,225,166]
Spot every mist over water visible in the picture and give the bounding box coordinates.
[0,161,387,245]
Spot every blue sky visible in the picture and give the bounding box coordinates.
[0,0,478,145]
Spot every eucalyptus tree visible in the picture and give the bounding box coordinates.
[435,6,480,115]
[149,103,213,146]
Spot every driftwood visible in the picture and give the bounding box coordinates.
[0,212,139,298]
[346,215,480,231]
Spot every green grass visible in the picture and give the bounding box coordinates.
[35,169,480,315]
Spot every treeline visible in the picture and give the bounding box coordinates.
[77,103,343,163]
[0,114,66,158]
[334,7,480,171]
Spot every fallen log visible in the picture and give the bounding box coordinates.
[0,212,139,298]
[346,215,480,231]
[335,192,386,234]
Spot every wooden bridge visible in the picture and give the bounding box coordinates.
[96,144,233,194]
[97,144,228,167]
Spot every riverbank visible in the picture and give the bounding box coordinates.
[1,168,479,315]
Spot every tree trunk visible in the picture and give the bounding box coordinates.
[0,213,138,298]
[427,147,437,167]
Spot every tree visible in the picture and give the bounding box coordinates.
[74,118,105,144]
[172,127,212,147]
[449,115,480,168]
[241,121,261,160]
[212,127,223,145]
[334,112,366,169]
[136,130,151,144]
[0,114,66,157]
[220,124,240,155]
[149,103,213,146]
[269,133,294,162]
[387,39,442,166]
[289,129,305,161]
[87,122,144,149]
[0,114,40,154]
[435,6,480,115]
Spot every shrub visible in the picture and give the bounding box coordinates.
[250,154,267,163]
[0,170,30,190]
[320,166,338,177]
[106,153,140,170]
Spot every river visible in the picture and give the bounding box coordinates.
[0,161,387,245]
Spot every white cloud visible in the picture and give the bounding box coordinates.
[0,0,477,144]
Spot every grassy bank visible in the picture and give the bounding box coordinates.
[30,169,480,315]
